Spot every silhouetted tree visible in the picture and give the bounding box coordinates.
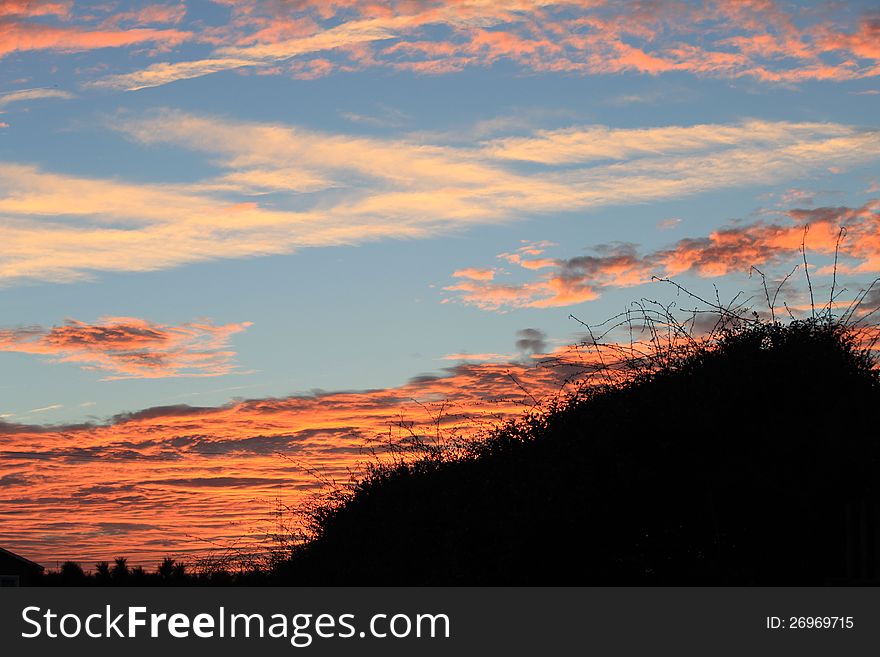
[130,566,146,583]
[59,561,86,584]
[111,556,129,583]
[277,318,880,585]
[94,561,110,585]
[158,557,175,581]
[33,311,880,586]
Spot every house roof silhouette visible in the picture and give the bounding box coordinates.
[0,547,44,572]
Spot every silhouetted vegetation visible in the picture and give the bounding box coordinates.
[34,279,880,585]
[39,555,270,586]
[268,316,879,584]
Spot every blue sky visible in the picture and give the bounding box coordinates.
[0,0,878,427]
[4,0,880,564]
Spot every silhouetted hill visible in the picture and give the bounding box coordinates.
[279,319,880,585]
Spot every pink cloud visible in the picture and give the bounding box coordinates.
[452,267,495,281]
[0,317,252,380]
[0,1,71,19]
[101,3,188,28]
[0,0,193,60]
[447,199,880,311]
[87,1,880,89]
[0,341,590,564]
[0,21,191,58]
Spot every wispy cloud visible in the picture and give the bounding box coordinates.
[99,3,188,28]
[478,120,858,165]
[445,200,880,311]
[4,1,880,91]
[0,88,73,109]
[0,1,192,68]
[0,343,588,563]
[339,104,411,129]
[81,1,880,91]
[440,352,513,363]
[0,1,71,19]
[657,217,682,230]
[0,317,252,380]
[88,15,404,90]
[1,113,878,285]
[0,21,191,60]
[452,268,495,282]
[27,404,62,414]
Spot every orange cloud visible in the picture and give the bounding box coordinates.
[499,243,559,271]
[0,317,252,380]
[0,1,71,19]
[816,14,880,62]
[86,1,880,90]
[100,3,188,28]
[446,199,880,311]
[0,347,589,565]
[1,114,876,286]
[0,0,195,61]
[3,281,877,565]
[441,352,513,362]
[452,267,495,281]
[0,21,191,58]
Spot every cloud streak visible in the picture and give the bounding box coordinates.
[4,1,880,90]
[81,1,880,90]
[0,317,252,379]
[0,21,190,60]
[0,88,73,109]
[1,113,877,285]
[0,345,587,564]
[445,200,880,310]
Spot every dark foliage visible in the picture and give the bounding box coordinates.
[38,555,268,586]
[275,319,880,585]
[35,317,880,585]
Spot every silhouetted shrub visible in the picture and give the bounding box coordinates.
[277,317,880,584]
[58,561,86,584]
[94,561,110,585]
[36,300,880,585]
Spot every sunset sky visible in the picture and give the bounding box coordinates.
[1,0,879,565]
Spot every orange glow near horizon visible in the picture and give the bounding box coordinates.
[3,308,880,569]
[0,351,590,568]
[2,0,879,577]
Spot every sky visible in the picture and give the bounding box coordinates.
[1,0,879,566]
